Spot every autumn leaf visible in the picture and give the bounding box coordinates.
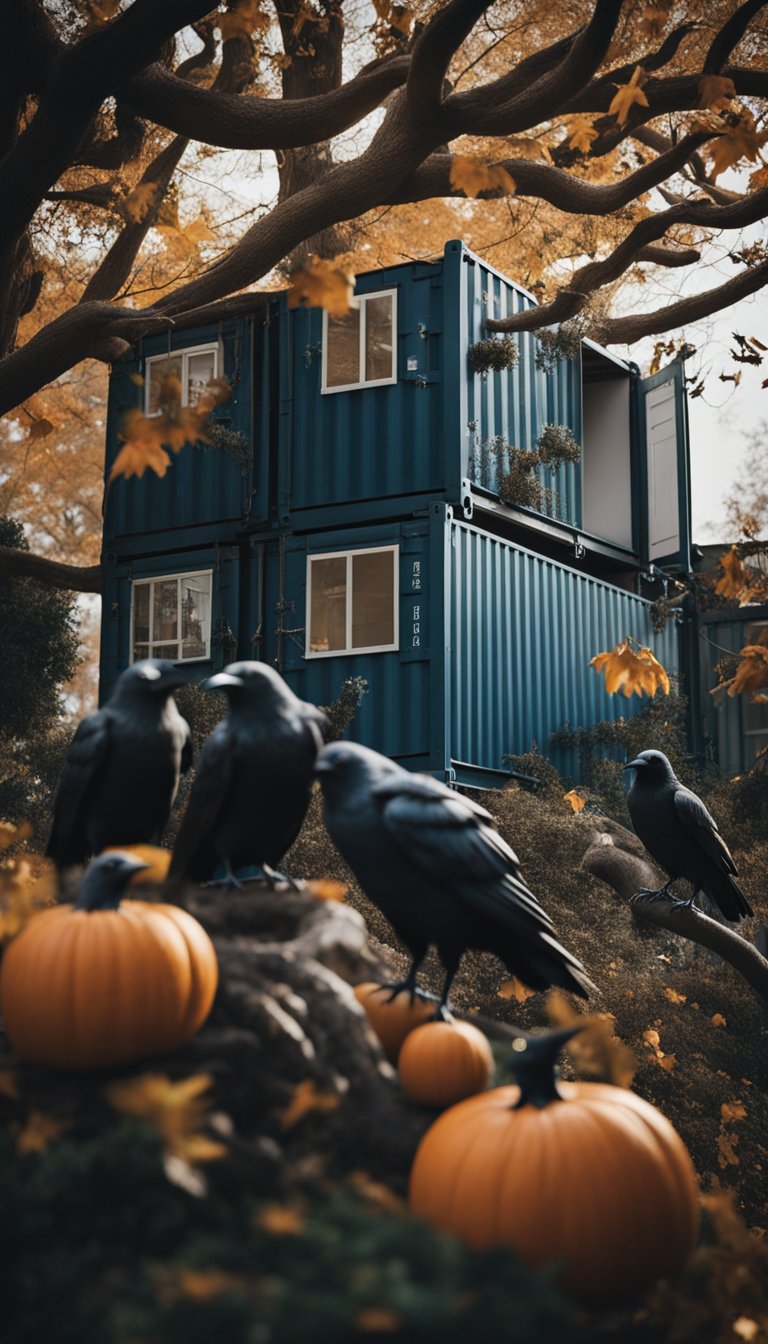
[697,75,736,112]
[504,136,552,164]
[714,546,751,600]
[608,66,649,128]
[175,1269,248,1302]
[355,1308,404,1333]
[664,987,687,1005]
[129,372,145,387]
[105,1073,227,1175]
[717,1131,740,1168]
[257,1203,305,1235]
[711,1012,727,1028]
[591,638,670,698]
[548,992,637,1088]
[498,976,535,1003]
[642,1025,675,1070]
[218,0,270,40]
[0,820,32,851]
[279,1079,340,1131]
[304,878,348,902]
[108,433,172,484]
[287,257,355,318]
[749,166,768,191]
[563,789,586,813]
[640,5,672,40]
[721,1099,747,1123]
[110,373,230,483]
[0,1070,19,1100]
[565,117,599,155]
[716,645,768,702]
[124,181,158,224]
[708,110,768,179]
[0,850,57,941]
[17,1110,68,1155]
[449,156,516,199]
[349,1170,406,1214]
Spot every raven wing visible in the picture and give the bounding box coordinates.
[673,786,738,876]
[180,719,194,775]
[372,773,554,934]
[46,710,113,865]
[169,723,234,882]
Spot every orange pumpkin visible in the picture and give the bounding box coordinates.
[353,982,435,1062]
[0,899,218,1070]
[409,1027,699,1305]
[399,1021,494,1107]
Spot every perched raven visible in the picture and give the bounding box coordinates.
[624,749,753,921]
[316,741,595,1013]
[46,661,191,868]
[76,851,150,910]
[169,661,327,887]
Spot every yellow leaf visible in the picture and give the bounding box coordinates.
[608,66,650,128]
[643,1028,661,1049]
[714,547,750,600]
[279,1079,340,1131]
[287,257,355,318]
[304,879,348,903]
[174,1133,228,1164]
[498,976,535,1003]
[219,0,270,40]
[449,156,516,199]
[108,434,172,484]
[591,639,670,698]
[656,1052,676,1072]
[355,1308,404,1333]
[124,181,158,224]
[175,1269,248,1302]
[102,845,171,886]
[717,1130,740,1167]
[708,110,768,179]
[566,117,599,155]
[721,1100,747,1123]
[711,1012,727,1028]
[17,1110,68,1155]
[257,1203,305,1235]
[105,1073,224,1167]
[664,987,687,1004]
[563,789,586,813]
[749,166,768,191]
[697,75,736,112]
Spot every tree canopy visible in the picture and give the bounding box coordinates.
[1,0,768,588]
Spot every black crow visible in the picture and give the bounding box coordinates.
[46,660,191,868]
[624,749,752,921]
[76,851,151,910]
[169,661,327,887]
[315,741,595,1014]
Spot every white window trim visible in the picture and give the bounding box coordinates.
[321,288,398,394]
[130,569,213,664]
[305,545,399,658]
[144,343,220,417]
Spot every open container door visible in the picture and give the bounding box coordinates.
[640,360,692,573]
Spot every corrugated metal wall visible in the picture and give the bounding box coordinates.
[696,610,768,776]
[458,248,582,528]
[448,521,680,780]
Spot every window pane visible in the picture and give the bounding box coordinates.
[187,350,216,407]
[133,583,150,643]
[326,305,360,388]
[153,643,179,660]
[153,579,178,643]
[365,294,394,382]
[181,574,211,659]
[133,643,149,662]
[147,356,182,414]
[352,550,395,649]
[309,557,347,652]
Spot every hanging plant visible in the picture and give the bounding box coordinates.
[467,336,519,375]
[536,422,581,469]
[409,1025,699,1306]
[534,319,585,373]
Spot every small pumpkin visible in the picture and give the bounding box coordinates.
[399,1020,494,1108]
[0,853,218,1070]
[409,1026,699,1305]
[353,982,435,1063]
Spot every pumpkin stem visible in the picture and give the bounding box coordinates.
[75,854,149,911]
[507,1026,585,1109]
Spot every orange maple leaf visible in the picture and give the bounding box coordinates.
[279,1079,340,1131]
[708,110,768,179]
[725,646,768,701]
[563,788,586,813]
[697,75,736,112]
[498,976,535,1003]
[449,156,516,199]
[721,1099,747,1123]
[287,257,355,318]
[566,117,599,155]
[714,546,751,600]
[108,432,171,484]
[591,639,670,698]
[608,66,650,128]
[639,4,672,40]
[717,1130,740,1167]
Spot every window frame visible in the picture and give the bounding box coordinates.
[144,342,220,417]
[130,569,213,664]
[320,288,398,394]
[305,545,400,658]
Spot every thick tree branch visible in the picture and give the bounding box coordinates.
[406,0,490,120]
[580,827,768,1003]
[597,257,768,344]
[121,56,410,151]
[703,0,768,73]
[0,544,101,593]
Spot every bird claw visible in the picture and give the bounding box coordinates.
[259,864,302,891]
[203,873,243,892]
[634,886,675,903]
[378,980,436,1006]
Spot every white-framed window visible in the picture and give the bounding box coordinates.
[306,546,399,657]
[131,571,213,663]
[321,289,397,393]
[145,343,220,416]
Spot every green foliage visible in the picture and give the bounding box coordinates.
[0,1119,586,1344]
[0,517,80,741]
[467,336,519,375]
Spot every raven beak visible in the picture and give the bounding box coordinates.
[623,757,645,771]
[205,671,243,691]
[314,758,335,776]
[159,668,189,691]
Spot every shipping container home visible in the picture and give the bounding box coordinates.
[687,603,768,777]
[101,241,693,784]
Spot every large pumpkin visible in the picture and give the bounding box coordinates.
[353,982,435,1063]
[0,896,218,1070]
[399,1021,494,1107]
[409,1026,699,1305]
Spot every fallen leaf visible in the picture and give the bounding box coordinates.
[717,1131,740,1168]
[108,435,172,483]
[721,1100,747,1124]
[349,1170,406,1214]
[17,1110,68,1155]
[287,257,354,318]
[0,820,32,851]
[257,1203,305,1235]
[175,1269,247,1302]
[123,181,158,224]
[304,879,348,903]
[449,156,516,199]
[355,1308,404,1333]
[708,109,768,179]
[498,976,535,1003]
[656,1052,676,1072]
[711,1012,727,1028]
[279,1079,340,1131]
[664,987,687,1005]
[563,789,586,813]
